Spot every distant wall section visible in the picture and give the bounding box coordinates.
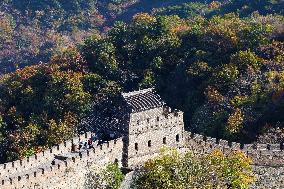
[184,131,284,166]
[183,131,284,189]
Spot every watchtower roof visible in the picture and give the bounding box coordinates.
[122,88,164,113]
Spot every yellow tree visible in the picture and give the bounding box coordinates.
[133,148,255,189]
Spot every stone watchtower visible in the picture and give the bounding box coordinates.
[120,88,185,167]
[91,88,185,168]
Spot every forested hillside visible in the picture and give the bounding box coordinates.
[0,0,283,163]
[1,0,283,74]
[0,0,197,74]
[0,0,133,73]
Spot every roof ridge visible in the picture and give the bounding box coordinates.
[122,88,154,98]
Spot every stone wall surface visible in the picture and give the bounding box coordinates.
[127,108,184,167]
[252,165,284,189]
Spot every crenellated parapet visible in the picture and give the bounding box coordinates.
[0,132,93,180]
[0,132,123,189]
[129,107,183,135]
[184,131,284,166]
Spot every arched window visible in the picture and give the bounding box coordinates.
[135,143,138,151]
[176,134,180,142]
[157,117,159,121]
[163,137,167,144]
[148,140,152,147]
[147,118,150,123]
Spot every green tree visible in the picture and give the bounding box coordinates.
[85,162,124,189]
[231,50,262,71]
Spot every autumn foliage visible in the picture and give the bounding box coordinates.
[133,148,255,189]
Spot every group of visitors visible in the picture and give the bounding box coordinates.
[71,133,115,152]
[78,138,94,150]
[71,135,99,152]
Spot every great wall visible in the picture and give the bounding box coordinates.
[0,88,284,189]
